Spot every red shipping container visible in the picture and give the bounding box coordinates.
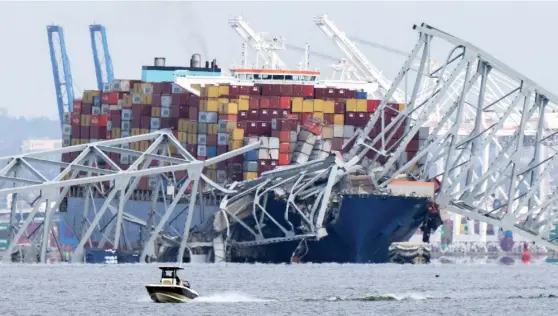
[249,96,260,110]
[367,99,381,112]
[301,113,313,125]
[188,107,198,120]
[132,104,150,118]
[91,115,100,126]
[261,85,273,96]
[159,82,173,95]
[140,116,151,129]
[260,96,270,109]
[237,121,247,129]
[248,110,259,121]
[239,85,250,95]
[258,160,269,173]
[186,144,197,155]
[260,109,271,122]
[71,125,80,138]
[279,142,290,153]
[217,145,228,155]
[230,155,243,164]
[152,94,162,106]
[281,84,293,96]
[179,105,189,119]
[82,104,92,115]
[229,85,240,96]
[324,114,334,125]
[345,89,356,99]
[334,101,345,114]
[238,111,248,122]
[98,114,108,127]
[406,139,419,152]
[73,99,82,113]
[106,130,111,139]
[249,85,261,96]
[292,85,304,97]
[246,122,259,135]
[80,126,90,139]
[102,92,120,105]
[267,96,278,109]
[314,87,325,99]
[187,95,200,107]
[302,85,314,97]
[269,110,280,119]
[207,135,218,146]
[279,97,291,109]
[71,113,80,126]
[356,112,367,126]
[169,105,180,118]
[331,138,344,151]
[258,121,271,135]
[170,94,182,106]
[278,153,290,165]
[271,84,282,96]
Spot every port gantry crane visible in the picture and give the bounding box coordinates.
[47,25,75,130]
[89,24,114,91]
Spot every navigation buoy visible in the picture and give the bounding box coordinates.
[522,243,531,264]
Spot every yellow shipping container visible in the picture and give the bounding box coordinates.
[302,99,314,113]
[187,133,198,145]
[111,128,121,139]
[238,95,249,100]
[178,119,188,132]
[333,114,344,125]
[291,97,303,113]
[219,102,238,114]
[218,97,229,105]
[141,129,149,135]
[207,86,219,98]
[80,139,88,144]
[178,132,187,143]
[141,83,153,94]
[199,100,208,112]
[357,100,367,112]
[141,94,152,105]
[346,99,357,112]
[324,100,335,114]
[207,164,216,170]
[187,121,198,134]
[133,85,143,95]
[238,99,249,111]
[399,103,406,111]
[208,124,219,135]
[90,90,101,97]
[313,99,325,112]
[244,172,258,180]
[218,85,230,96]
[124,94,133,107]
[151,107,161,117]
[229,140,243,150]
[131,128,141,136]
[82,91,94,104]
[226,121,237,132]
[207,98,219,112]
[231,128,244,140]
[71,139,79,146]
[192,84,201,92]
[313,112,324,121]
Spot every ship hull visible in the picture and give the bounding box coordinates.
[228,194,432,264]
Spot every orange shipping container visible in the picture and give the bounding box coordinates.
[278,153,290,165]
[279,97,291,109]
[279,142,290,153]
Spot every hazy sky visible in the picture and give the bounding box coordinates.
[1,1,555,119]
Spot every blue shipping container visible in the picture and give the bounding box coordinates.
[356,91,368,99]
[504,230,513,238]
[245,150,258,161]
[207,146,217,157]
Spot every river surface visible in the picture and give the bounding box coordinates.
[1,260,557,316]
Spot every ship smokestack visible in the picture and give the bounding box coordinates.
[190,53,201,68]
[154,57,166,67]
[205,61,209,68]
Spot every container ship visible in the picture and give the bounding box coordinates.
[59,52,442,264]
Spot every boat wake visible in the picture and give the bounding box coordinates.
[193,292,274,303]
[304,293,433,302]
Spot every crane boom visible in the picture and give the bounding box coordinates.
[313,14,405,103]
[47,25,74,129]
[89,24,114,91]
[228,16,287,69]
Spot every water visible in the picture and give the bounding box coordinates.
[1,262,557,315]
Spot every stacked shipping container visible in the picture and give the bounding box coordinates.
[61,79,422,192]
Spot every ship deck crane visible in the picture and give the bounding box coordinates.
[47,25,74,129]
[89,24,114,91]
[313,14,406,103]
[228,16,287,69]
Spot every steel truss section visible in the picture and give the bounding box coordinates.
[347,22,558,251]
[0,130,260,263]
[213,157,338,251]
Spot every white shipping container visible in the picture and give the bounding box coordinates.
[161,108,170,118]
[198,134,207,145]
[106,120,112,131]
[121,121,131,131]
[63,112,71,124]
[172,83,185,94]
[206,112,218,123]
[121,130,130,137]
[269,137,280,149]
[258,148,269,160]
[269,149,279,160]
[418,127,430,140]
[102,83,111,92]
[101,104,110,114]
[333,125,344,138]
[150,118,160,129]
[132,94,142,104]
[243,161,258,172]
[197,123,207,134]
[198,112,208,123]
[218,121,227,133]
[387,180,435,198]
[197,145,207,157]
[62,124,71,136]
[161,95,171,107]
[109,105,121,111]
[291,152,309,164]
[343,125,355,139]
[216,170,227,183]
[217,133,228,146]
[290,131,298,143]
[295,142,314,155]
[121,109,132,121]
[62,139,71,147]
[142,85,153,95]
[259,136,269,148]
[120,155,130,165]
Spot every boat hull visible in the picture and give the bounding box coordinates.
[145,285,199,303]
[228,193,435,264]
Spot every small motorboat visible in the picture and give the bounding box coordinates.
[145,266,199,303]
